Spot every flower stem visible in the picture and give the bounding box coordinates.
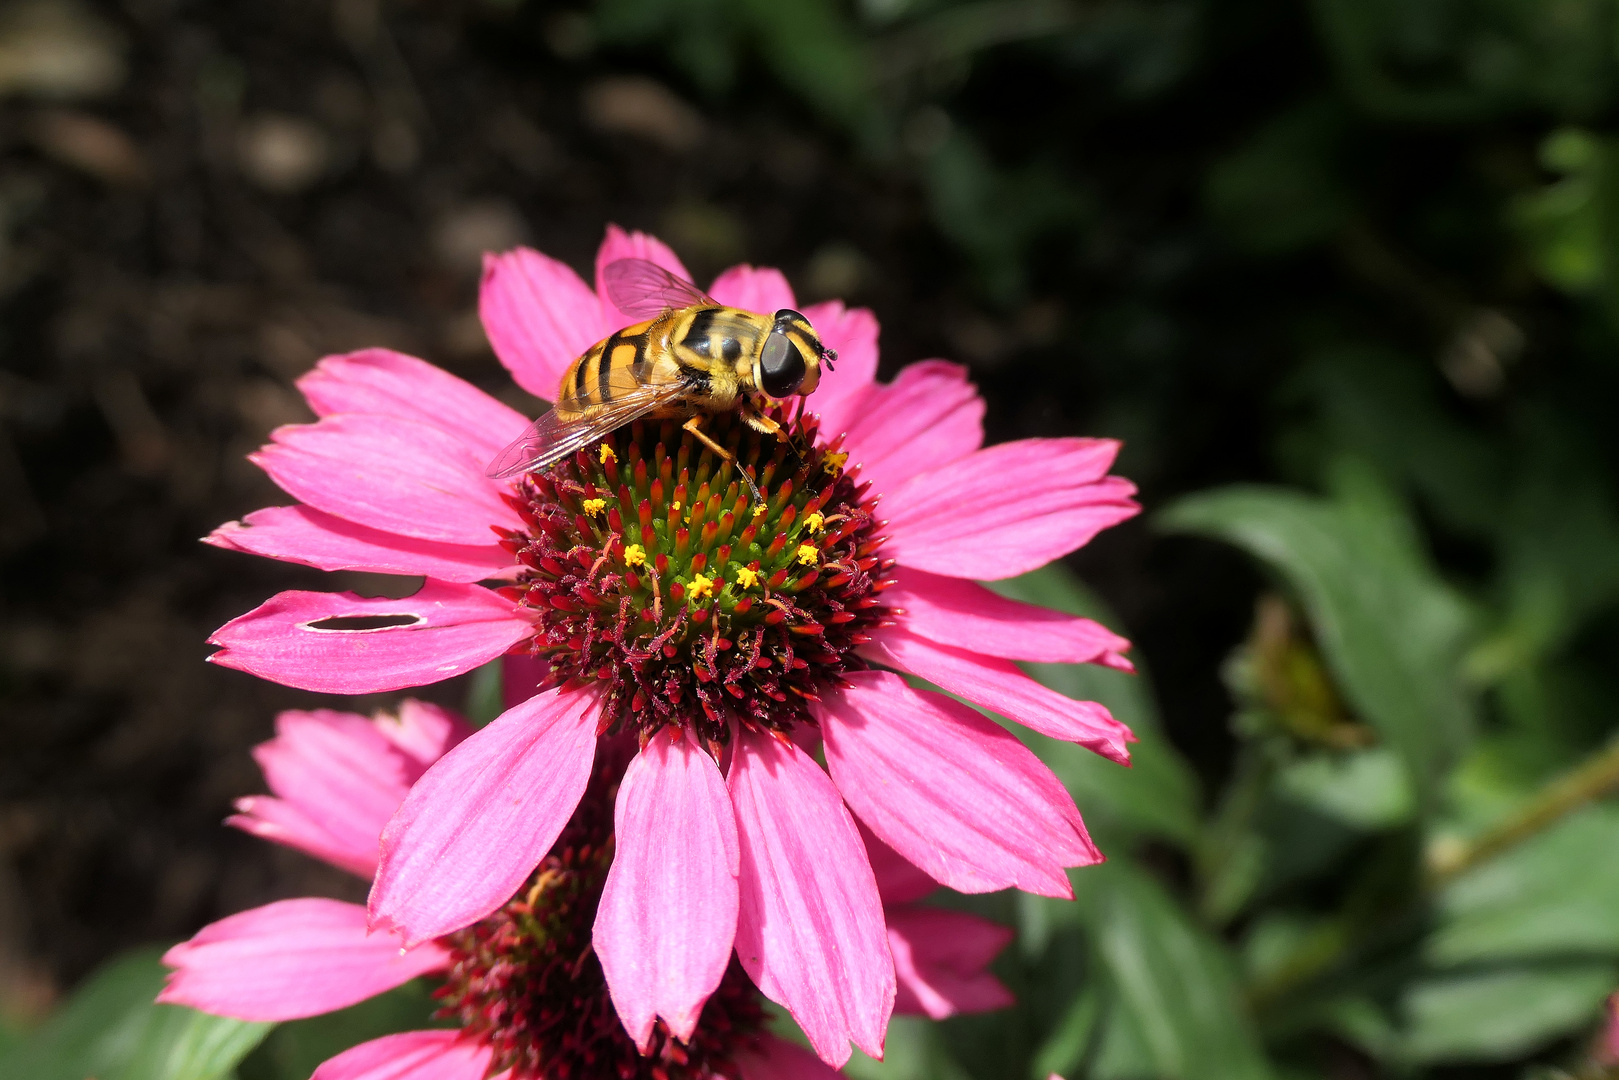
[1426,733,1619,889]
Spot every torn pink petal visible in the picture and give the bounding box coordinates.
[369,686,599,946]
[801,301,879,438]
[296,348,529,463]
[597,728,739,1049]
[819,670,1100,899]
[252,415,524,545]
[596,225,692,326]
[312,1030,491,1080]
[480,247,606,400]
[735,1035,848,1080]
[888,906,1014,1019]
[888,565,1132,669]
[841,360,984,496]
[881,438,1140,579]
[377,699,473,771]
[728,727,893,1067]
[869,629,1132,764]
[860,821,937,905]
[158,899,448,1022]
[228,706,460,877]
[206,506,510,584]
[708,264,796,314]
[207,581,531,695]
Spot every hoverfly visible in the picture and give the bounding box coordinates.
[486,258,836,500]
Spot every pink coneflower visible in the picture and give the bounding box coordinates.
[161,703,1015,1079]
[204,226,1138,1064]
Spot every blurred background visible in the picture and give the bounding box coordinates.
[3,0,1619,1077]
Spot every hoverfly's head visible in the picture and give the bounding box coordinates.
[756,308,830,399]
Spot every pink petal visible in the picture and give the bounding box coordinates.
[887,565,1132,670]
[206,505,510,584]
[596,224,693,326]
[312,1031,491,1080]
[861,822,937,905]
[369,686,600,946]
[840,361,984,497]
[728,727,894,1067]
[887,906,1014,1019]
[596,728,739,1049]
[296,348,529,463]
[158,899,448,1022]
[735,1035,849,1080]
[869,629,1132,764]
[708,264,796,313]
[818,670,1100,899]
[228,707,443,877]
[207,581,532,695]
[801,301,879,438]
[881,438,1140,579]
[252,415,523,546]
[480,247,607,400]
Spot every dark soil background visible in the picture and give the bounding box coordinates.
[0,0,1281,1013]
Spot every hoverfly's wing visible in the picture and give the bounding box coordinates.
[486,373,690,480]
[601,258,715,320]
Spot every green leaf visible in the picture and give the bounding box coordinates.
[1078,862,1273,1080]
[0,946,271,1080]
[1428,805,1619,966]
[1397,961,1615,1064]
[992,564,1202,848]
[1274,747,1415,831]
[1159,461,1475,802]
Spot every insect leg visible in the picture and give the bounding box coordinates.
[682,414,764,504]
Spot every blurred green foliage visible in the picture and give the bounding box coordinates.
[15,0,1619,1077]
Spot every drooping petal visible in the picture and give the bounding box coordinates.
[887,565,1132,670]
[207,581,531,695]
[818,670,1100,899]
[206,505,510,584]
[312,1030,492,1080]
[369,686,600,946]
[735,1035,848,1080]
[869,629,1132,764]
[502,652,550,709]
[159,899,449,1022]
[860,822,936,905]
[840,360,984,497]
[596,728,739,1049]
[596,225,693,327]
[708,264,796,314]
[252,415,524,545]
[801,300,879,437]
[296,348,530,463]
[728,727,894,1066]
[227,708,437,877]
[377,698,472,772]
[480,246,607,400]
[881,438,1140,579]
[887,906,1014,1019]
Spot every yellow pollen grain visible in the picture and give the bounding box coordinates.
[623,544,646,567]
[671,501,682,513]
[804,511,825,533]
[734,566,759,589]
[599,445,617,463]
[688,573,714,600]
[795,543,818,566]
[823,451,849,474]
[581,498,606,516]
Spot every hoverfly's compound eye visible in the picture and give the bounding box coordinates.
[759,326,807,398]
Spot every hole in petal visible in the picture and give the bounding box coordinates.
[303,614,425,632]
